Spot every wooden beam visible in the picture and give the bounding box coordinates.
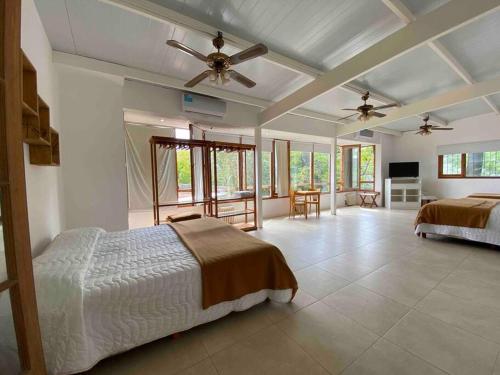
[382,0,500,115]
[53,52,347,126]
[259,0,500,126]
[337,77,500,136]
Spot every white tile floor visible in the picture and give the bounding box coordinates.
[85,207,500,375]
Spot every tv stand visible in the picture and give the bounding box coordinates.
[385,178,421,209]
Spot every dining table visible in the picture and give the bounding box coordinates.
[295,190,321,219]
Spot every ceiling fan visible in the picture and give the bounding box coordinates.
[339,91,398,122]
[412,115,454,135]
[166,31,268,88]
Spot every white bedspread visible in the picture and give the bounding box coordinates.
[33,225,292,375]
[415,204,500,245]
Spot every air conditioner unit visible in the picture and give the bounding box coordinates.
[356,129,375,140]
[182,93,227,118]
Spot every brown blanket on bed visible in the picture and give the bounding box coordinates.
[415,197,500,229]
[169,217,298,309]
[467,193,500,200]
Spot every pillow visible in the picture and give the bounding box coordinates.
[167,212,202,223]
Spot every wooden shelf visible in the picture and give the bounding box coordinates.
[21,50,49,145]
[20,49,61,166]
[29,127,60,166]
[23,95,51,146]
[216,209,255,218]
[21,51,38,116]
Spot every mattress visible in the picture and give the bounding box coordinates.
[415,204,500,245]
[32,225,292,375]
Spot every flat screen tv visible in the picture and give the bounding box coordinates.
[389,162,419,178]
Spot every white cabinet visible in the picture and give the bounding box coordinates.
[385,178,421,209]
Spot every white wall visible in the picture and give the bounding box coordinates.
[390,112,500,198]
[57,64,128,231]
[55,61,394,229]
[21,0,63,255]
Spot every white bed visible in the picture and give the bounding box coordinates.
[32,225,292,375]
[415,204,500,246]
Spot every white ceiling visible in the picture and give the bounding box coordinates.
[34,0,500,131]
[147,0,405,71]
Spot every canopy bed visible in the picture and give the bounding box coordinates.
[149,136,257,231]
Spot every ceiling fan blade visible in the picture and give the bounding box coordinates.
[229,43,268,65]
[166,40,207,62]
[431,127,454,130]
[337,113,358,121]
[372,103,398,110]
[370,111,386,118]
[229,70,256,88]
[184,70,212,87]
[341,108,359,111]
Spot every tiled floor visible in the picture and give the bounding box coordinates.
[85,207,500,375]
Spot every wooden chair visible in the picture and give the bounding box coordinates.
[307,189,321,218]
[289,190,306,218]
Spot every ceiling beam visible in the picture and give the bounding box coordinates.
[337,77,500,136]
[52,51,347,126]
[372,127,403,136]
[382,0,500,115]
[259,0,500,127]
[99,0,445,130]
[99,0,323,78]
[340,82,447,126]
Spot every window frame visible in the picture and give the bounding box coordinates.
[311,151,331,193]
[360,145,376,192]
[197,133,337,199]
[438,152,500,179]
[336,144,376,193]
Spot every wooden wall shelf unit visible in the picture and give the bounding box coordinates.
[20,50,60,165]
[29,127,60,166]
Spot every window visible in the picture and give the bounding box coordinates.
[337,144,376,192]
[336,146,342,191]
[360,145,375,191]
[290,150,311,190]
[176,149,192,201]
[439,151,500,178]
[215,150,239,198]
[341,145,359,190]
[466,151,500,177]
[244,149,254,191]
[313,152,330,192]
[262,151,272,197]
[440,153,463,176]
[175,128,192,201]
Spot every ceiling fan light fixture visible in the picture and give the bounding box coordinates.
[209,71,217,81]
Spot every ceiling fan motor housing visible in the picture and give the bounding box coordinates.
[207,52,231,72]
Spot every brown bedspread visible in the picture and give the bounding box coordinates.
[415,197,500,229]
[169,217,298,309]
[467,193,500,200]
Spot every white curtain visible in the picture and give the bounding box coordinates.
[125,125,177,210]
[191,127,205,201]
[275,140,289,197]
